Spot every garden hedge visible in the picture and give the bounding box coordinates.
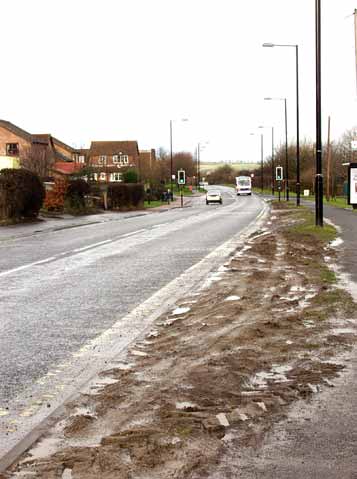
[107,183,144,209]
[0,168,45,220]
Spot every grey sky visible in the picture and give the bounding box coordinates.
[1,0,356,162]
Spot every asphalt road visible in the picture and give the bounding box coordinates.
[0,187,264,458]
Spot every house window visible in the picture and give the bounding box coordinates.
[110,172,122,182]
[119,155,129,165]
[78,155,85,163]
[113,155,119,163]
[100,172,107,181]
[98,155,107,165]
[6,143,19,156]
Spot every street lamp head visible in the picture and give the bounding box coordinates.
[264,97,272,101]
[262,43,275,47]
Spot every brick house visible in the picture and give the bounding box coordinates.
[138,149,157,182]
[0,120,81,178]
[88,141,140,182]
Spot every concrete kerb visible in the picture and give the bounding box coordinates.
[0,199,269,474]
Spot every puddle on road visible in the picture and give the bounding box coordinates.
[172,306,191,315]
[176,401,197,410]
[331,327,356,335]
[330,237,344,248]
[225,295,241,301]
[21,437,62,463]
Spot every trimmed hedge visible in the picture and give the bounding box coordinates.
[0,168,45,220]
[66,179,90,209]
[108,183,144,209]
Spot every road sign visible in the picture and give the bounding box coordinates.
[276,166,283,181]
[348,163,357,205]
[178,169,186,185]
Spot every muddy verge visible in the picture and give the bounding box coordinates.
[5,203,357,479]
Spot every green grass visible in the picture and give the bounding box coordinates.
[144,200,167,208]
[254,188,355,211]
[166,184,194,196]
[278,204,337,242]
[319,267,337,284]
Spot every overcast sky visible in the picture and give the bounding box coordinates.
[1,0,357,163]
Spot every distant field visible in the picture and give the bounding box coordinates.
[200,162,259,173]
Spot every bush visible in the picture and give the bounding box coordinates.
[0,168,45,220]
[108,183,144,209]
[66,179,90,209]
[123,169,139,183]
[146,183,166,201]
[44,178,68,211]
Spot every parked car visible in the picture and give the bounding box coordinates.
[206,190,222,205]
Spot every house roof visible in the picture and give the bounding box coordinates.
[52,162,83,175]
[0,119,33,142]
[52,136,78,154]
[0,120,78,156]
[90,141,139,157]
[32,134,53,146]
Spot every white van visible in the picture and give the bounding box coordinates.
[235,176,252,195]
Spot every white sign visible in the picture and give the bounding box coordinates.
[349,165,357,204]
[351,140,357,151]
[304,189,310,196]
[172,174,176,180]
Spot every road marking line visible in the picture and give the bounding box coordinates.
[121,229,146,237]
[72,240,112,253]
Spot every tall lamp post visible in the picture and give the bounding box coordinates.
[264,97,289,200]
[170,118,188,197]
[197,141,209,190]
[315,0,323,226]
[250,132,264,193]
[259,125,275,195]
[263,42,300,206]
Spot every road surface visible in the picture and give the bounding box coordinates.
[0,187,264,460]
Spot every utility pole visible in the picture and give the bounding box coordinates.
[354,9,357,95]
[261,133,264,193]
[326,116,331,201]
[315,0,323,226]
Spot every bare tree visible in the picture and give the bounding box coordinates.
[21,144,54,179]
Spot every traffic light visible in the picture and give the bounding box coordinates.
[276,166,283,181]
[178,169,186,185]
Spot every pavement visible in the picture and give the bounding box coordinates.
[0,195,195,242]
[222,197,357,479]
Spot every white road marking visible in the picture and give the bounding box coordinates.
[72,239,112,253]
[0,196,259,279]
[121,229,146,238]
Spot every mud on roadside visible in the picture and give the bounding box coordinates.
[5,203,357,479]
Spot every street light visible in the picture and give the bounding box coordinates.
[315,0,323,226]
[263,42,300,206]
[264,97,289,201]
[258,125,275,196]
[197,141,209,190]
[170,118,189,198]
[250,132,264,193]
